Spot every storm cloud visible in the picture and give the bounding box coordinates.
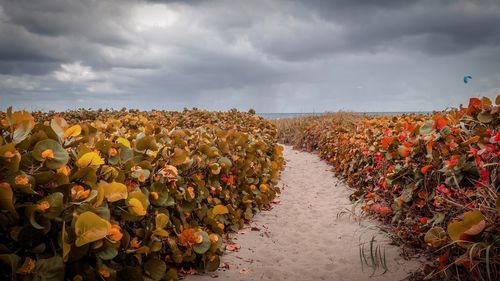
[0,0,499,112]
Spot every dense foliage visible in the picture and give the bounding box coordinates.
[0,108,284,281]
[275,96,499,280]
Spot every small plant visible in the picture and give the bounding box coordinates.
[359,236,388,276]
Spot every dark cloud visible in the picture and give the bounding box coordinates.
[0,0,499,112]
[250,0,500,60]
[0,0,132,44]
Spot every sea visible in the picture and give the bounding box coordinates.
[257,112,431,120]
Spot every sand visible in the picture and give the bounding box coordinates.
[192,145,419,281]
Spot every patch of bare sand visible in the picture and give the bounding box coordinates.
[192,145,419,281]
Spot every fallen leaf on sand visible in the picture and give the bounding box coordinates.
[250,226,260,231]
[240,268,249,274]
[211,273,219,278]
[226,243,241,252]
[180,268,198,275]
[219,262,230,269]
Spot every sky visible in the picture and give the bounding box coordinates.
[0,0,499,113]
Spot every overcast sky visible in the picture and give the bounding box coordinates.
[0,0,499,112]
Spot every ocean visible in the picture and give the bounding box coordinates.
[257,112,431,120]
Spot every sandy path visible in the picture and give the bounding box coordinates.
[193,146,418,281]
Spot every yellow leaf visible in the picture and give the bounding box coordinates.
[116,137,131,148]
[77,152,104,168]
[128,198,147,216]
[447,210,485,242]
[62,221,71,262]
[93,184,105,208]
[152,228,169,238]
[127,190,149,216]
[156,213,169,229]
[102,181,128,202]
[212,205,229,216]
[74,211,111,247]
[64,125,81,139]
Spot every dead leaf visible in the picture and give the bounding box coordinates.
[240,268,249,274]
[219,262,230,270]
[225,243,241,252]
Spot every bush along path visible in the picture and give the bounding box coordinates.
[274,96,500,280]
[193,145,419,281]
[0,108,284,281]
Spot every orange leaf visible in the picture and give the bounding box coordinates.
[461,135,480,146]
[466,98,482,115]
[426,140,434,156]
[381,137,393,150]
[421,165,433,174]
[433,116,448,130]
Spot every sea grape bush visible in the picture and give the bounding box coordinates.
[0,108,284,281]
[275,96,499,280]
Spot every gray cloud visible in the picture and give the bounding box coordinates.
[0,0,499,112]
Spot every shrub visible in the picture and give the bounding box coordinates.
[275,96,499,280]
[0,108,284,281]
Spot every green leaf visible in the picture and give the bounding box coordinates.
[39,192,64,219]
[0,143,20,172]
[477,111,493,123]
[33,256,64,281]
[149,182,174,207]
[144,258,167,280]
[165,268,178,281]
[0,183,16,216]
[32,139,69,169]
[0,254,21,280]
[118,266,143,281]
[96,243,119,260]
[419,120,434,135]
[205,255,220,272]
[217,156,232,171]
[193,231,211,254]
